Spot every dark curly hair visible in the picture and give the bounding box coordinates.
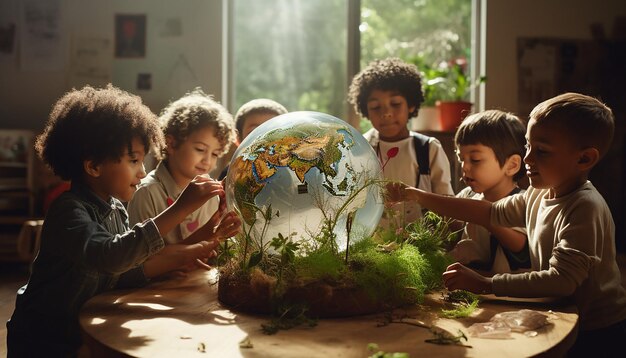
[159,88,236,160]
[455,110,527,181]
[35,85,164,181]
[347,57,424,119]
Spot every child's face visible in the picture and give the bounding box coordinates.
[366,89,414,141]
[457,143,516,200]
[524,118,585,197]
[166,126,222,187]
[242,112,276,140]
[91,137,147,202]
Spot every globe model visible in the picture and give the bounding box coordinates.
[224,111,383,250]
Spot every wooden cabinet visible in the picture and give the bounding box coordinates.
[0,129,36,262]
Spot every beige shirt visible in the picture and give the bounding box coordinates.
[127,162,219,244]
[364,129,454,225]
[491,181,626,331]
[450,187,528,274]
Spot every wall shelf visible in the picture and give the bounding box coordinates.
[0,129,36,262]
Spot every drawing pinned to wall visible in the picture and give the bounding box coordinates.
[68,36,112,88]
[168,53,199,97]
[137,73,152,90]
[158,18,182,37]
[0,0,17,59]
[20,0,65,71]
[115,14,146,58]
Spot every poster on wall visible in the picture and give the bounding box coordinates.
[0,0,17,62]
[115,14,146,58]
[68,36,112,88]
[20,0,65,71]
[517,38,603,117]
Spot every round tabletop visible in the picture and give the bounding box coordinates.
[80,269,578,357]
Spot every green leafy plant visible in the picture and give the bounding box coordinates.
[270,233,300,290]
[434,59,486,102]
[408,56,486,104]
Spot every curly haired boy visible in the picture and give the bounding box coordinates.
[7,85,222,357]
[348,57,454,226]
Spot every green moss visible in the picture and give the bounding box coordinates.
[350,244,428,304]
[294,249,345,282]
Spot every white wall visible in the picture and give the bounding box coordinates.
[0,0,224,131]
[484,0,626,115]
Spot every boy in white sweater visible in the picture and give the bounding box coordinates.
[387,93,626,355]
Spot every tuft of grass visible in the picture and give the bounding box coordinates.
[350,244,427,304]
[440,299,479,319]
[440,290,481,318]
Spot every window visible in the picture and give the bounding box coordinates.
[229,0,472,123]
[231,0,348,118]
[359,0,471,68]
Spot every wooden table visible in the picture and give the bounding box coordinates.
[80,270,578,357]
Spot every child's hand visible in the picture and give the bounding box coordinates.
[168,241,217,273]
[385,182,411,205]
[143,241,217,279]
[442,262,493,294]
[176,175,225,213]
[211,210,242,240]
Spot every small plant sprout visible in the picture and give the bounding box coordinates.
[270,233,300,288]
[344,210,356,264]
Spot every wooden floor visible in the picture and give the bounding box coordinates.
[2,255,626,356]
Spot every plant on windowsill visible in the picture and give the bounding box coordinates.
[407,56,447,132]
[408,56,486,132]
[431,58,486,132]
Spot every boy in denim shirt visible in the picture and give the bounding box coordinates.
[7,85,223,357]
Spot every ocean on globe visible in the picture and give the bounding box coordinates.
[224,111,383,251]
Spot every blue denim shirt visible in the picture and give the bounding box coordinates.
[7,182,164,356]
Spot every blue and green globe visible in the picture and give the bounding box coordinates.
[225,111,383,249]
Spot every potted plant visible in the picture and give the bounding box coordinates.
[432,58,486,132]
[408,57,447,131]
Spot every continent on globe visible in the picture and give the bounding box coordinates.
[231,122,353,224]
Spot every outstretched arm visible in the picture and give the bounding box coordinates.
[386,182,492,226]
[151,175,225,237]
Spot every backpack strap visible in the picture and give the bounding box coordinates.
[412,133,431,176]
